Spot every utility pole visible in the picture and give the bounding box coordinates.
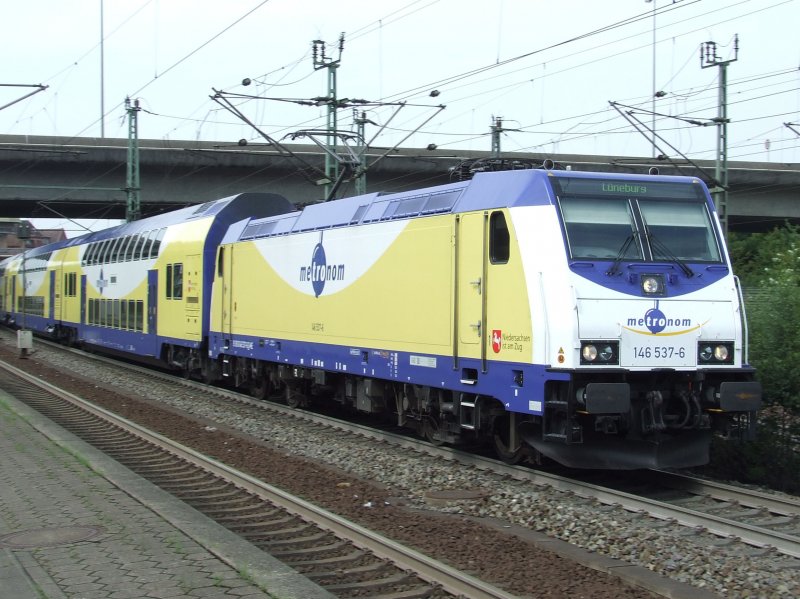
[354,110,368,195]
[490,116,503,158]
[700,35,738,237]
[125,97,141,222]
[312,34,345,198]
[16,222,32,358]
[212,40,444,201]
[646,0,657,157]
[100,0,105,138]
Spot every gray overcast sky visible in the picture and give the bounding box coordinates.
[1,0,798,233]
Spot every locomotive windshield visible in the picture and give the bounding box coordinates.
[555,177,722,263]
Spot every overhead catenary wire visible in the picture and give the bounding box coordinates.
[4,0,799,231]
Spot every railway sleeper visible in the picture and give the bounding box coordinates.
[227,516,294,531]
[269,540,348,557]
[256,531,330,547]
[289,549,367,567]
[306,561,396,580]
[323,573,416,593]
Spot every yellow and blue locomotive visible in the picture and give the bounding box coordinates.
[1,169,761,469]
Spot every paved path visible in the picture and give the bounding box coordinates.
[0,389,334,599]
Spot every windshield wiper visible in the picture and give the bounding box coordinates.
[606,233,637,276]
[647,232,695,278]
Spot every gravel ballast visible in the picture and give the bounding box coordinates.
[2,337,798,598]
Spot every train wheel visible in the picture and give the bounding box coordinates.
[200,357,216,384]
[423,416,444,446]
[250,376,268,400]
[492,414,525,464]
[285,384,304,409]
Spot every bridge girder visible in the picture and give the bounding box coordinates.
[0,135,797,231]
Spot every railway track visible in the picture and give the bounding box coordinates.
[54,340,800,560]
[0,358,518,599]
[4,334,800,596]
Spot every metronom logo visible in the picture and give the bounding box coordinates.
[625,301,694,335]
[299,238,345,298]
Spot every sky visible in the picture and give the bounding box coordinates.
[1,0,799,234]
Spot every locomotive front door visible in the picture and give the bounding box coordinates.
[455,212,488,365]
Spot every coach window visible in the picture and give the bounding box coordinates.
[64,272,77,297]
[140,230,155,259]
[92,242,103,265]
[85,243,95,265]
[115,236,128,262]
[172,263,183,299]
[133,234,147,260]
[150,228,166,259]
[109,237,123,262]
[489,211,510,264]
[217,248,224,277]
[166,263,183,299]
[96,240,110,264]
[104,239,118,264]
[124,235,138,261]
[119,236,130,261]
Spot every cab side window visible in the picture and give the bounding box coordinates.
[490,211,510,264]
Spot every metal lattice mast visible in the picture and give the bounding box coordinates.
[354,110,368,195]
[125,97,141,222]
[700,35,738,237]
[490,116,503,158]
[312,34,344,198]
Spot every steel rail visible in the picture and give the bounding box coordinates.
[0,357,518,599]
[652,470,800,516]
[17,335,800,557]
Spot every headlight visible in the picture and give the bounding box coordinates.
[641,274,666,296]
[698,342,733,364]
[582,344,598,362]
[598,345,615,361]
[580,341,619,365]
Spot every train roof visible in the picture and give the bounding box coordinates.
[17,192,295,259]
[227,169,711,243]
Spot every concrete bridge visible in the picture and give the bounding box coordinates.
[0,134,797,231]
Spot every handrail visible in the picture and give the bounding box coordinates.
[734,275,749,365]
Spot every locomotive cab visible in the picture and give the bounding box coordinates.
[520,173,761,468]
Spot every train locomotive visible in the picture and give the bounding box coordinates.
[0,168,761,469]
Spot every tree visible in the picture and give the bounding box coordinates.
[729,224,800,411]
[716,225,800,491]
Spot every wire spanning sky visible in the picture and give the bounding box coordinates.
[1,0,798,173]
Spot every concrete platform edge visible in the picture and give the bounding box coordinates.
[0,390,336,599]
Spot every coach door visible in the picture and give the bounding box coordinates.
[455,212,488,372]
[220,246,234,340]
[147,269,158,334]
[49,269,57,320]
[80,275,86,324]
[184,254,201,337]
